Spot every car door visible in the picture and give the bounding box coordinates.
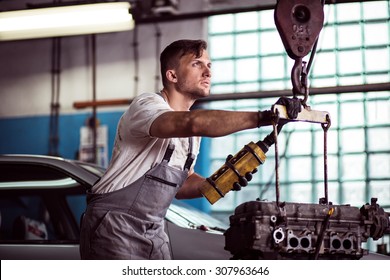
[0,159,88,260]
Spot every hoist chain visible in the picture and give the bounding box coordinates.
[292,58,309,107]
[272,109,281,207]
[272,111,332,207]
[320,114,331,205]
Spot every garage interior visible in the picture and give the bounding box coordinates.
[0,0,389,258]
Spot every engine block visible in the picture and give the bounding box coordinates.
[224,198,389,260]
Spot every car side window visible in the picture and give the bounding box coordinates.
[0,162,85,243]
[66,195,86,228]
[0,195,57,241]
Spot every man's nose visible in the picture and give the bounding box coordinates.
[203,66,211,77]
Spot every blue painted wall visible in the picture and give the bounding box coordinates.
[0,112,122,160]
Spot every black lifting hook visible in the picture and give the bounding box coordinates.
[321,114,331,132]
[291,58,309,107]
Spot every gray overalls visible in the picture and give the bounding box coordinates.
[80,140,194,259]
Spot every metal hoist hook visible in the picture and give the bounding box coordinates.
[275,0,324,106]
[291,58,309,107]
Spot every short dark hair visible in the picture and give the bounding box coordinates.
[160,39,207,87]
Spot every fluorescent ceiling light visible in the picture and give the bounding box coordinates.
[0,2,134,41]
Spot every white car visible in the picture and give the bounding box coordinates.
[0,154,230,260]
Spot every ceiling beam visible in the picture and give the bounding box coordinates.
[135,0,380,24]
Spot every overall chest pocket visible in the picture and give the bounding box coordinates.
[145,174,177,187]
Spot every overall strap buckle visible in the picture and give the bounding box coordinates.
[162,143,175,162]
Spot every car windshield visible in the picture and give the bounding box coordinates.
[166,199,228,232]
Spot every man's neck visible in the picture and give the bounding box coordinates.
[160,88,195,111]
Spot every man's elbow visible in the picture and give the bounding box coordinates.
[185,111,207,136]
[175,192,185,200]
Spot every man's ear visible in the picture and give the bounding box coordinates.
[166,70,177,83]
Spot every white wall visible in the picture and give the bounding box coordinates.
[0,0,207,117]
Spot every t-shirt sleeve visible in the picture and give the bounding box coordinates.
[124,93,172,138]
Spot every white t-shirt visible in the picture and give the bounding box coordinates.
[92,92,201,194]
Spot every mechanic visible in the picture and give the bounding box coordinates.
[79,39,301,259]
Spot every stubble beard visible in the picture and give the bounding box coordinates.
[177,81,210,101]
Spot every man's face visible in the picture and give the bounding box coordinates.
[174,49,212,99]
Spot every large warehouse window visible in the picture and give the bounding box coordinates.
[206,0,390,237]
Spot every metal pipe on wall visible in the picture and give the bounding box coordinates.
[48,37,61,156]
[92,34,97,165]
[196,82,390,103]
[72,82,390,109]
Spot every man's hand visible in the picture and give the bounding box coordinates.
[257,110,273,127]
[275,97,302,119]
[257,97,302,127]
[227,149,258,191]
